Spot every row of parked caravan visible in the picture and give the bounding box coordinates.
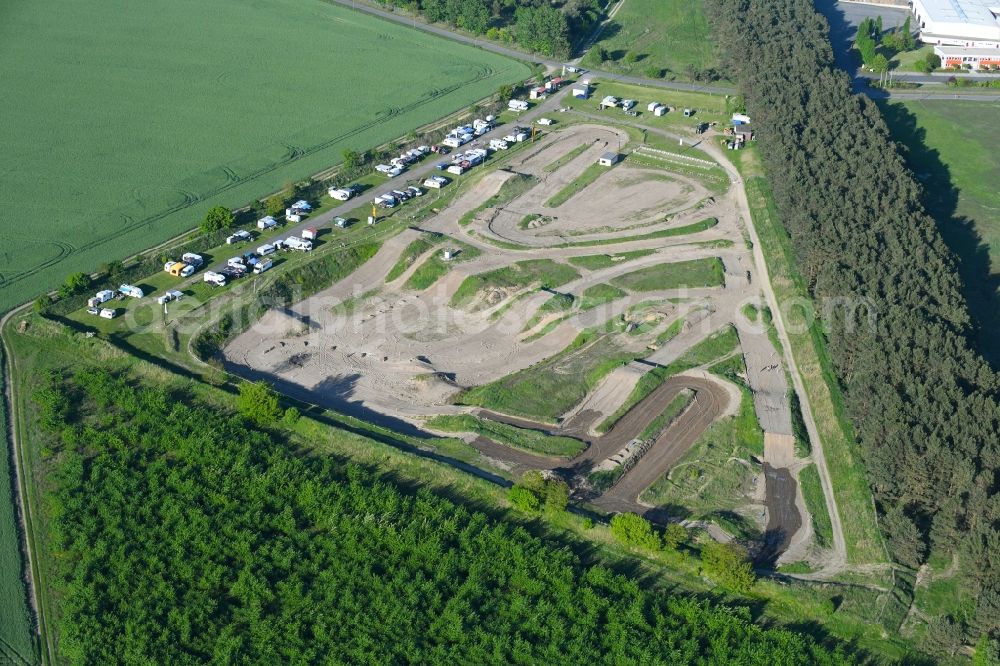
[375,145,431,178]
[204,228,317,287]
[435,147,488,177]
[85,282,179,319]
[441,116,495,149]
[373,185,424,209]
[162,252,205,278]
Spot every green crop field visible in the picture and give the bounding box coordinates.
[581,0,722,81]
[0,0,528,314]
[881,100,1000,363]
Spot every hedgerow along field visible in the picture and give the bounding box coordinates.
[0,0,529,314]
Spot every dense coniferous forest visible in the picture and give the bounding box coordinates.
[706,0,1000,636]
[34,367,854,664]
[375,0,602,57]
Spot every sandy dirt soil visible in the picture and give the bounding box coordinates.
[223,121,809,554]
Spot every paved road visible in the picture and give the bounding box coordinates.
[327,0,735,96]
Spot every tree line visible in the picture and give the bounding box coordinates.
[706,0,1000,651]
[377,0,603,57]
[855,16,915,73]
[32,367,856,664]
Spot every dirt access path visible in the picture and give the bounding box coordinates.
[564,109,844,566]
[694,133,849,569]
[0,306,51,665]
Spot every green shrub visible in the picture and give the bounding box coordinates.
[701,541,756,593]
[610,513,661,551]
[508,485,540,512]
[237,380,282,426]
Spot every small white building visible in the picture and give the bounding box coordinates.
[598,152,619,166]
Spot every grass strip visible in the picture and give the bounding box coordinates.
[543,143,590,172]
[640,389,694,440]
[545,163,608,208]
[799,463,834,549]
[568,249,655,270]
[386,234,442,282]
[598,325,738,432]
[580,283,627,310]
[404,239,481,290]
[451,259,579,308]
[425,414,586,457]
[611,257,724,292]
[556,218,718,249]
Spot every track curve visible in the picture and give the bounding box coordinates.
[468,373,732,520]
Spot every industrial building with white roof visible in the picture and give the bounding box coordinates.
[911,0,1000,68]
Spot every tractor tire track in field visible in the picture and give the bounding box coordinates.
[0,636,34,666]
[469,373,732,524]
[1,66,508,291]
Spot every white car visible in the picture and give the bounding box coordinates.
[328,187,354,201]
[537,118,554,126]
